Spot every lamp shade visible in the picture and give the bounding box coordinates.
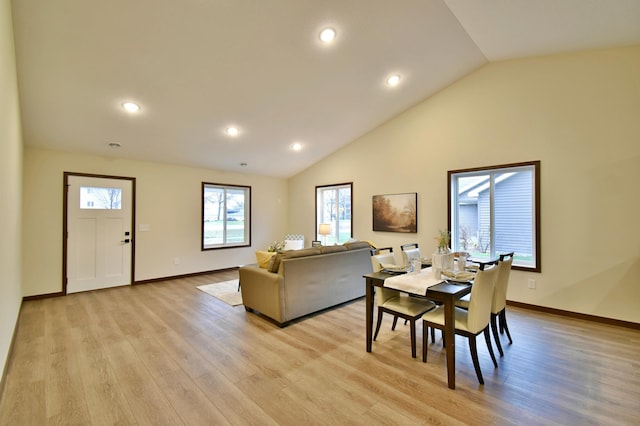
[318,223,331,236]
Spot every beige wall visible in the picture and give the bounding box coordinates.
[289,46,640,324]
[0,0,23,378]
[22,148,289,296]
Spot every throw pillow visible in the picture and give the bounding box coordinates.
[320,245,347,254]
[268,248,322,273]
[255,250,276,269]
[344,240,372,251]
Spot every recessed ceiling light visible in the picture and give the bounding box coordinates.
[240,162,248,167]
[122,102,140,112]
[319,28,336,43]
[291,142,302,151]
[226,127,239,136]
[386,74,401,86]
[108,142,121,149]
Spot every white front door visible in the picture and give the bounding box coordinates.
[66,175,133,293]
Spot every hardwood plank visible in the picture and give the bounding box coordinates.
[153,369,230,425]
[1,271,639,425]
[45,351,92,424]
[110,361,184,426]
[67,324,137,425]
[194,371,279,425]
[0,380,46,425]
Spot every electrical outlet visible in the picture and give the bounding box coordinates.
[174,257,180,265]
[528,279,536,289]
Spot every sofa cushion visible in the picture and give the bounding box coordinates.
[344,241,372,251]
[256,250,276,268]
[268,247,322,273]
[320,245,347,254]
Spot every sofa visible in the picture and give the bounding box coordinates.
[239,241,373,326]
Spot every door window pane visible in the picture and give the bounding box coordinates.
[80,186,122,209]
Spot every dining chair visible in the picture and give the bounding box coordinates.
[455,252,514,356]
[371,248,436,358]
[422,265,500,385]
[491,252,514,356]
[400,243,421,267]
[400,243,419,251]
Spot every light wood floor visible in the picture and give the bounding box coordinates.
[1,270,639,425]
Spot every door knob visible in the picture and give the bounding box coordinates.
[121,238,131,244]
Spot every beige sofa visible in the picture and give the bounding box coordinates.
[239,241,373,326]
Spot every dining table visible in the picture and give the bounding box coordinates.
[363,269,472,389]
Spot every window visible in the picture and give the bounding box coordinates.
[202,182,251,250]
[80,186,121,209]
[448,161,540,272]
[316,183,352,245]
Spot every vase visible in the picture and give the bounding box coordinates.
[432,251,455,275]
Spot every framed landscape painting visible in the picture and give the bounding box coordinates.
[372,192,417,233]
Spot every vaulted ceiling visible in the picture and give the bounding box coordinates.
[11,0,640,177]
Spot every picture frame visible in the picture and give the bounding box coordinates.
[311,240,322,248]
[372,192,417,233]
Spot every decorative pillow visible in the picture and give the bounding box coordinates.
[268,248,322,273]
[344,241,372,251]
[255,250,276,269]
[267,253,279,272]
[320,245,347,254]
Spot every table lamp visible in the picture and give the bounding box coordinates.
[318,223,331,246]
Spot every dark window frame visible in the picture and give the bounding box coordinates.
[448,161,540,272]
[315,182,353,245]
[201,182,251,250]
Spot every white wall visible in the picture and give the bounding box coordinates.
[0,0,23,379]
[289,46,640,324]
[22,147,289,296]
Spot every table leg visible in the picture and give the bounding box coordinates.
[443,295,456,389]
[366,278,373,352]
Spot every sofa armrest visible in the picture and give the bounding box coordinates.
[239,265,285,324]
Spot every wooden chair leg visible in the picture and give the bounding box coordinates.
[491,313,504,357]
[484,327,498,368]
[409,319,417,358]
[422,323,429,363]
[374,308,384,341]
[501,310,513,344]
[468,336,484,385]
[430,327,435,344]
[391,316,399,331]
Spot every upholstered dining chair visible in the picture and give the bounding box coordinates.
[400,242,419,251]
[455,252,514,357]
[422,265,500,385]
[491,252,514,356]
[371,248,436,358]
[400,243,421,267]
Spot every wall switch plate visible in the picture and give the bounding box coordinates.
[528,279,536,289]
[174,257,180,265]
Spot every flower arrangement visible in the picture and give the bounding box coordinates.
[434,229,451,253]
[267,240,285,253]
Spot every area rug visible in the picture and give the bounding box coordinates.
[196,280,243,306]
